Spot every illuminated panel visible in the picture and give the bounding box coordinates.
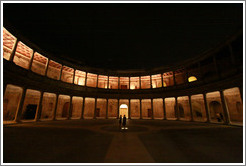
[3,28,17,60]
[141,76,151,89]
[191,94,207,122]
[86,73,97,87]
[47,60,62,80]
[61,66,74,84]
[188,76,197,82]
[120,77,129,89]
[13,41,33,69]
[177,96,191,121]
[109,76,118,89]
[163,72,174,87]
[31,52,48,75]
[74,70,86,86]
[98,75,108,89]
[130,77,140,89]
[151,74,162,88]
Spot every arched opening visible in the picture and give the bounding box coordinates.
[119,104,128,118]
[188,76,197,82]
[209,101,223,122]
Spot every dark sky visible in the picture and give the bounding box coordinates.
[3,3,243,70]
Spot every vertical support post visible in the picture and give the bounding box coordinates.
[72,69,76,84]
[106,98,108,119]
[68,96,73,119]
[139,76,141,89]
[189,95,194,121]
[96,74,99,88]
[203,93,210,123]
[140,99,142,119]
[117,99,120,119]
[163,98,166,120]
[35,91,44,121]
[175,96,179,120]
[94,98,97,119]
[118,77,120,89]
[14,87,27,122]
[28,51,35,70]
[220,90,230,125]
[173,71,176,86]
[44,59,50,76]
[151,98,154,119]
[59,65,63,80]
[53,94,59,120]
[161,73,164,87]
[9,39,19,62]
[150,75,153,89]
[107,76,109,89]
[129,77,131,89]
[81,97,85,119]
[128,99,131,119]
[85,72,88,87]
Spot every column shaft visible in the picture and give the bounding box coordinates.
[150,75,153,89]
[139,76,141,89]
[161,74,164,87]
[72,69,76,84]
[175,97,179,120]
[52,94,59,120]
[9,39,19,62]
[203,93,210,123]
[35,91,44,121]
[28,51,35,70]
[140,99,142,119]
[107,76,109,89]
[68,96,73,119]
[44,59,50,76]
[128,99,131,119]
[94,98,97,119]
[189,95,194,121]
[59,65,63,80]
[220,90,230,124]
[163,98,166,120]
[85,72,88,86]
[81,97,85,119]
[14,87,27,122]
[151,98,154,119]
[96,74,99,88]
[117,99,120,118]
[106,99,108,119]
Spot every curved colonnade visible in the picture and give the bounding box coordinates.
[3,27,243,126]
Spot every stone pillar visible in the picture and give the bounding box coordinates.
[94,98,97,119]
[151,98,154,119]
[161,73,164,87]
[213,56,220,78]
[128,99,131,119]
[85,72,88,87]
[14,87,27,122]
[52,94,59,120]
[68,96,73,120]
[150,75,153,89]
[173,71,176,86]
[81,97,85,119]
[139,76,141,89]
[35,91,44,121]
[59,65,63,80]
[220,90,230,125]
[203,93,210,123]
[129,77,131,89]
[107,75,109,89]
[118,77,120,89]
[106,98,108,119]
[175,97,179,120]
[44,59,50,76]
[140,99,142,119]
[163,98,166,120]
[189,95,194,121]
[72,69,76,84]
[28,51,35,70]
[96,74,99,88]
[9,39,19,62]
[117,99,120,119]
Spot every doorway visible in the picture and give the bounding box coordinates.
[119,104,128,118]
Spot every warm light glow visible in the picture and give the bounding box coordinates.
[120,104,128,109]
[188,76,197,82]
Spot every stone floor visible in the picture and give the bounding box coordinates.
[3,119,243,163]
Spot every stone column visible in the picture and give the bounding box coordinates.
[9,39,19,62]
[107,75,109,89]
[72,69,76,84]
[163,98,166,120]
[173,71,176,86]
[52,94,59,120]
[117,99,120,119]
[118,77,120,89]
[203,93,210,123]
[81,97,85,119]
[150,75,153,89]
[220,90,230,125]
[139,76,141,89]
[44,59,50,76]
[140,99,142,119]
[35,91,44,121]
[14,87,27,122]
[161,73,164,87]
[189,95,194,121]
[68,96,73,120]
[59,65,63,80]
[85,72,88,87]
[151,98,154,119]
[129,77,131,89]
[175,97,179,120]
[94,98,97,119]
[106,98,108,119]
[28,51,35,70]
[96,74,99,88]
[128,99,131,119]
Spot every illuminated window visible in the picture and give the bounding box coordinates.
[188,76,197,82]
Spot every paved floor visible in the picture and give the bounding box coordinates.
[3,119,243,163]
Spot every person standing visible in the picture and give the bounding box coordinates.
[122,115,126,129]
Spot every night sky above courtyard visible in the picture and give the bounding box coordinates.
[3,3,243,70]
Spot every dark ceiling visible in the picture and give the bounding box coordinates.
[3,3,243,70]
